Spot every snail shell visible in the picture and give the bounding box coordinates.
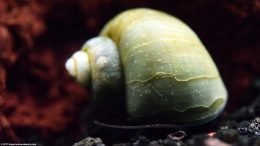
[66,8,228,125]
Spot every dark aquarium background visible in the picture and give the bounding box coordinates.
[0,0,259,145]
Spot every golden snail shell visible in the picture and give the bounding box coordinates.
[66,8,228,125]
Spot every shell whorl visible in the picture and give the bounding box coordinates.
[100,8,228,124]
[66,36,123,92]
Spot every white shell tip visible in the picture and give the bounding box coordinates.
[65,50,90,85]
[65,58,76,77]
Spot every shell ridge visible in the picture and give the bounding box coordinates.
[127,72,219,84]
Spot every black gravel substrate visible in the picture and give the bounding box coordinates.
[73,80,260,146]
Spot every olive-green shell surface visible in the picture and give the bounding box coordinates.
[101,8,227,124]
